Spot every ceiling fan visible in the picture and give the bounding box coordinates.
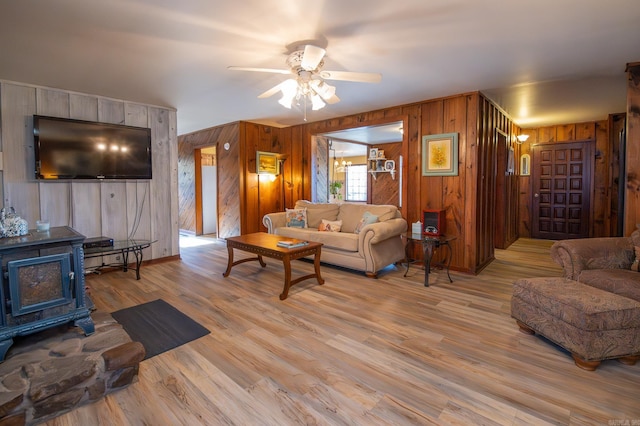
[228,44,382,118]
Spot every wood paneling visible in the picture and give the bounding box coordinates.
[370,142,400,206]
[178,90,627,273]
[518,120,617,239]
[593,121,609,237]
[625,62,640,236]
[177,122,239,237]
[608,113,626,236]
[517,129,535,237]
[272,93,509,274]
[0,80,177,262]
[178,122,297,238]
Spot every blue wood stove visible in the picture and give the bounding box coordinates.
[0,226,94,361]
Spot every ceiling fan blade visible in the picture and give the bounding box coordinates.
[325,94,340,104]
[301,45,326,71]
[319,70,382,83]
[258,79,299,99]
[258,83,285,99]
[228,66,291,75]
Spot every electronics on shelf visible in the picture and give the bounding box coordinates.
[83,236,114,249]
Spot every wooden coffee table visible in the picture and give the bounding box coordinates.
[222,232,324,300]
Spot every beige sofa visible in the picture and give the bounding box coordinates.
[263,200,407,277]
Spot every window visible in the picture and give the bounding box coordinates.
[345,164,367,202]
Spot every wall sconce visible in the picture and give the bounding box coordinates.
[516,134,530,144]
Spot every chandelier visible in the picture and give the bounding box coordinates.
[334,152,352,173]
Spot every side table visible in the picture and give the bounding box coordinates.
[84,239,154,280]
[403,232,456,287]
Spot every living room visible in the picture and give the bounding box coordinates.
[0,1,639,424]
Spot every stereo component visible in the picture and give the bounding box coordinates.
[423,209,446,236]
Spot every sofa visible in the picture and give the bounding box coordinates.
[263,200,407,277]
[549,228,640,299]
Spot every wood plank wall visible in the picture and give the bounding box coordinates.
[517,120,614,238]
[0,81,178,262]
[369,142,401,206]
[177,91,626,273]
[178,121,306,238]
[294,93,507,274]
[177,122,240,238]
[480,100,519,251]
[626,62,640,236]
[175,92,514,274]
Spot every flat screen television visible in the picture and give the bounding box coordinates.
[34,115,152,180]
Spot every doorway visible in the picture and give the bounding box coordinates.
[195,146,217,236]
[531,140,594,239]
[315,120,405,205]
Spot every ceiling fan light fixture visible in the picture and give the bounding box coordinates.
[311,93,326,111]
[277,79,299,108]
[229,43,381,119]
[278,95,293,109]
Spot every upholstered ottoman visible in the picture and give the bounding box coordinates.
[511,277,640,370]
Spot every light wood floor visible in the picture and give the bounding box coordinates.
[47,238,640,425]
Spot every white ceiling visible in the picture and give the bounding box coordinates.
[0,1,638,136]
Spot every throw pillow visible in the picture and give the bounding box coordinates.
[354,211,379,234]
[318,219,342,232]
[632,246,640,272]
[285,208,307,228]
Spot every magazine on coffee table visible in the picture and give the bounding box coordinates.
[277,239,309,249]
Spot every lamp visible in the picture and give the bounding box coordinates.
[516,134,530,144]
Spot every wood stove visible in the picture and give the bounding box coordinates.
[0,226,94,361]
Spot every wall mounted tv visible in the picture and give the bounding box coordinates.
[34,115,152,180]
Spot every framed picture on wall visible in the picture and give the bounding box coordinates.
[421,133,459,176]
[256,151,279,175]
[384,160,395,171]
[369,148,378,159]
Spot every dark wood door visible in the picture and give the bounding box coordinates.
[531,141,594,240]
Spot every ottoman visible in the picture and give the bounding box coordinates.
[511,277,640,370]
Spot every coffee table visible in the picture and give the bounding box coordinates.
[223,232,324,300]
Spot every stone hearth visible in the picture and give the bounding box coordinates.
[0,311,145,425]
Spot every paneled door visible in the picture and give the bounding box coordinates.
[531,141,594,240]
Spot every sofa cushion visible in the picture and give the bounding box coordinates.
[318,219,342,232]
[354,212,379,234]
[274,227,358,252]
[579,269,640,302]
[285,208,307,228]
[338,203,397,233]
[295,200,340,228]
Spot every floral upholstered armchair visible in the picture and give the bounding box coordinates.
[549,227,640,301]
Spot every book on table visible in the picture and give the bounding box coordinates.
[277,239,309,249]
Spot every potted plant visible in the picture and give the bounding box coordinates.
[329,181,343,200]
